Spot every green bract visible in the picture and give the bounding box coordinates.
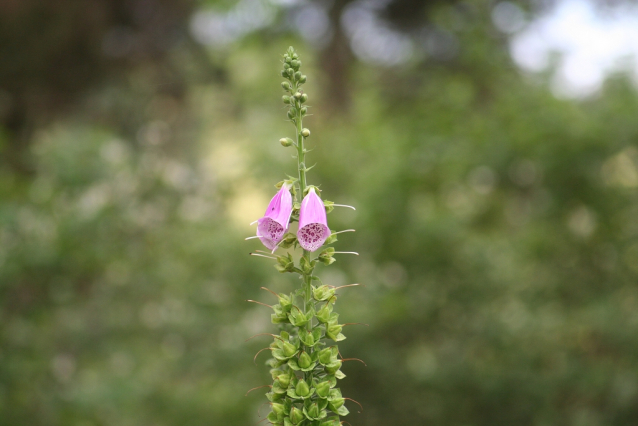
[250,47,360,426]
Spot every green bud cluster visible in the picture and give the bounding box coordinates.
[251,47,360,426]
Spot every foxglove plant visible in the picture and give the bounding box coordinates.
[246,47,363,426]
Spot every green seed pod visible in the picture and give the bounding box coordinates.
[305,401,320,419]
[272,402,285,416]
[328,397,345,411]
[325,360,342,374]
[299,75,307,83]
[315,380,331,398]
[316,303,333,323]
[290,407,304,425]
[295,379,310,397]
[301,128,310,138]
[277,371,292,388]
[326,323,343,341]
[280,137,294,147]
[318,347,334,365]
[282,95,291,104]
[319,417,340,426]
[300,93,308,103]
[298,351,312,369]
[282,341,297,358]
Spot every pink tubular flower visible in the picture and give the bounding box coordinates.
[297,187,331,252]
[257,183,293,250]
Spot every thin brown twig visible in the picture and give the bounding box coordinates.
[344,397,364,413]
[245,384,272,396]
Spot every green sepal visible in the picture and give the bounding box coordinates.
[318,416,340,426]
[299,328,323,347]
[287,358,300,371]
[286,380,315,399]
[277,371,293,388]
[315,380,332,398]
[266,391,284,402]
[267,411,280,424]
[336,405,349,416]
[317,346,338,366]
[290,406,305,425]
[276,253,296,273]
[323,232,338,245]
[334,370,346,379]
[299,256,315,275]
[326,323,345,341]
[279,233,298,249]
[303,398,328,421]
[316,303,333,324]
[325,360,343,375]
[312,285,335,301]
[317,248,336,266]
[283,418,294,426]
[272,380,288,394]
[288,307,314,327]
[298,351,313,369]
[323,200,335,214]
[271,307,290,324]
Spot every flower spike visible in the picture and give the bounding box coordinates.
[297,187,331,252]
[256,182,293,250]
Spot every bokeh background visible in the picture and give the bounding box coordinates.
[2,0,638,425]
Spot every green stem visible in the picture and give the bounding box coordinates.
[294,82,314,384]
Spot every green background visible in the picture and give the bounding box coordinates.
[2,1,638,425]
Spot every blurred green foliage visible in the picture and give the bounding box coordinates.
[2,1,638,426]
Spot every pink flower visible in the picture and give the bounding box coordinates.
[297,187,331,252]
[257,183,293,250]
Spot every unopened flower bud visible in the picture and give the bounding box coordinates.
[299,75,307,83]
[294,71,302,80]
[282,95,291,104]
[294,91,302,99]
[287,110,294,120]
[281,70,288,77]
[300,93,308,103]
[290,60,299,70]
[280,137,294,147]
[300,107,307,116]
[292,53,299,59]
[281,81,291,90]
[287,68,295,77]
[301,128,310,138]
[285,55,292,63]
